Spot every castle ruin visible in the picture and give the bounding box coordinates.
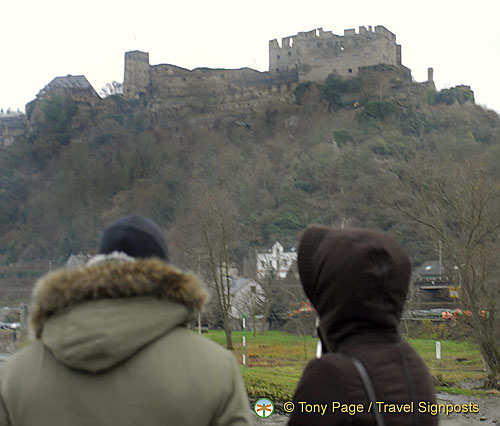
[2,24,434,147]
[123,25,415,102]
[269,25,410,82]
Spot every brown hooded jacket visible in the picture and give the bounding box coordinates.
[288,227,437,426]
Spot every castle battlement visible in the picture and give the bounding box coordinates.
[270,26,396,50]
[269,25,404,83]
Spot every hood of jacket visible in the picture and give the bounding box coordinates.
[297,227,411,351]
[29,258,207,373]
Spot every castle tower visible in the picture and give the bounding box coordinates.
[427,67,434,83]
[124,51,151,99]
[269,26,406,83]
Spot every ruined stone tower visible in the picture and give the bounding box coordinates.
[269,25,409,83]
[124,51,151,99]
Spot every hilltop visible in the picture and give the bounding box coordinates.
[0,26,499,305]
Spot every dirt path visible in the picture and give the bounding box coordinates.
[437,392,500,425]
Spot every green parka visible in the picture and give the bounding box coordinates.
[0,258,252,426]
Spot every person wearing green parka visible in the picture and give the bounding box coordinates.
[0,214,252,426]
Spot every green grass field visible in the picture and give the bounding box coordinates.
[2,328,493,400]
[204,330,488,401]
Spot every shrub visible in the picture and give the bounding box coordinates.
[332,129,353,146]
[320,74,360,110]
[368,137,392,155]
[40,95,78,138]
[130,113,147,132]
[360,100,397,121]
[400,111,435,136]
[435,87,475,105]
[424,88,438,105]
[294,82,311,105]
[293,177,314,192]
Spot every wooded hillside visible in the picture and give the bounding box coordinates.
[1,76,499,304]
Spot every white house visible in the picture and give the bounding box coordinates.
[256,241,297,279]
[230,277,263,316]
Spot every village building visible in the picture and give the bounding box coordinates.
[256,241,297,279]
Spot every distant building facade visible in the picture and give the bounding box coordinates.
[36,75,100,103]
[256,241,297,279]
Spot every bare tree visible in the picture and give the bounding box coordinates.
[100,81,123,98]
[283,270,318,360]
[232,280,266,337]
[385,157,500,388]
[174,190,240,350]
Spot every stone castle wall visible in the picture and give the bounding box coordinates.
[124,26,410,104]
[124,50,298,101]
[0,115,26,147]
[147,80,298,119]
[269,25,405,83]
[358,64,412,98]
[124,50,299,115]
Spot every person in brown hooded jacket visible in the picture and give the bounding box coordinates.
[288,226,437,426]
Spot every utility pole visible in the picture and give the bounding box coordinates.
[438,240,442,277]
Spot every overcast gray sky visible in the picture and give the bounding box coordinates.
[1,0,499,114]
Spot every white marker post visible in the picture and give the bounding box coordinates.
[315,317,322,359]
[436,341,441,367]
[316,339,322,359]
[242,314,246,373]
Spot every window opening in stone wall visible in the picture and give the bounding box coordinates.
[317,42,322,48]
[289,38,294,47]
[340,44,345,51]
[315,29,320,37]
[276,68,280,72]
[277,54,280,59]
[348,68,353,73]
[288,51,292,56]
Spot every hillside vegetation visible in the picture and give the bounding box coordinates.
[1,76,499,304]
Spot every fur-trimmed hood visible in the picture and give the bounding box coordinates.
[29,258,208,372]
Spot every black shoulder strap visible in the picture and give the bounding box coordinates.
[349,356,386,426]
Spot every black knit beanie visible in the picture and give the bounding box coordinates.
[99,214,169,261]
